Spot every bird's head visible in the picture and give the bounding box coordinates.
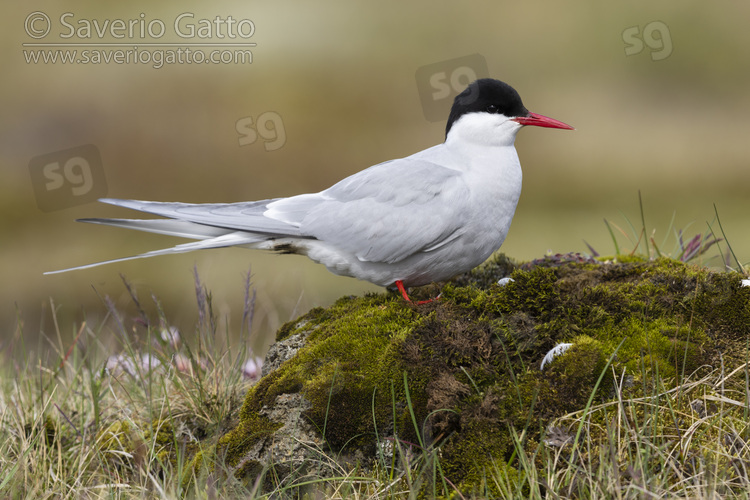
[445,78,573,147]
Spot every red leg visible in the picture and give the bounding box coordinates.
[395,280,441,305]
[395,280,412,302]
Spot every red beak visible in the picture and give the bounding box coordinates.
[512,112,574,130]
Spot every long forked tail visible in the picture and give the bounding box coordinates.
[44,197,301,274]
[45,227,266,274]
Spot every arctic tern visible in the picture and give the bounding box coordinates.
[48,78,573,301]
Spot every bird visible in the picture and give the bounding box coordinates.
[47,78,573,302]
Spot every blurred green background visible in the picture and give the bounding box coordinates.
[2,1,749,355]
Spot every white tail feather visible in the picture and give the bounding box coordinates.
[45,231,263,275]
[78,218,232,240]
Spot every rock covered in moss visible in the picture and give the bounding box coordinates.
[210,254,750,493]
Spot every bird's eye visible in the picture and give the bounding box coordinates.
[486,104,499,114]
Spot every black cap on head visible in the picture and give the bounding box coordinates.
[445,78,529,137]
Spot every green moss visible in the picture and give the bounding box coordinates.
[98,420,134,452]
[219,293,426,470]
[606,254,650,264]
[441,421,518,494]
[147,419,171,443]
[181,450,207,489]
[206,254,750,493]
[234,458,263,482]
[218,408,282,468]
[276,306,330,341]
[24,416,57,448]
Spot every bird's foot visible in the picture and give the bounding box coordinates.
[395,280,442,305]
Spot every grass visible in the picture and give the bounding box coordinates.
[1,270,256,498]
[3,209,750,498]
[586,191,744,273]
[533,361,750,499]
[5,289,750,499]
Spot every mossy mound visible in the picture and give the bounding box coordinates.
[209,254,750,493]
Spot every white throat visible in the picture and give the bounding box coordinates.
[445,112,523,148]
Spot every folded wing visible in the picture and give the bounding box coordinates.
[280,158,470,263]
[47,156,471,273]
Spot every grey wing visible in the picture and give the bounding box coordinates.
[49,158,468,274]
[269,158,470,264]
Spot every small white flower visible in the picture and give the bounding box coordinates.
[741,279,750,287]
[106,354,136,377]
[242,356,264,380]
[540,343,574,370]
[173,353,192,373]
[497,277,515,286]
[160,326,181,348]
[139,353,161,373]
[106,353,161,378]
